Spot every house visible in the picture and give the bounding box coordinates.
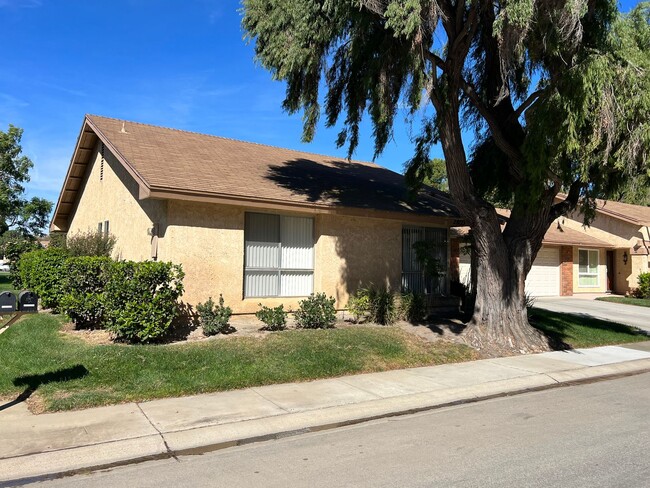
[51,115,460,313]
[454,202,650,297]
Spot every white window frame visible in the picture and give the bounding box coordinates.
[243,212,314,298]
[578,248,600,288]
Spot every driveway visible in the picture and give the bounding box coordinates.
[534,297,650,333]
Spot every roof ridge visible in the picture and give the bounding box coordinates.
[85,113,381,168]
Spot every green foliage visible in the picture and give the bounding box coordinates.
[398,291,427,323]
[197,295,233,336]
[255,304,288,331]
[0,125,52,236]
[59,257,112,328]
[17,247,70,310]
[347,288,371,323]
[366,286,397,325]
[103,261,184,343]
[295,293,336,329]
[0,230,40,280]
[637,272,650,299]
[65,230,117,257]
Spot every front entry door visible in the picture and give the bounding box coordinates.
[606,250,614,293]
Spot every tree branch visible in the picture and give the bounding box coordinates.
[511,88,547,122]
[549,180,584,221]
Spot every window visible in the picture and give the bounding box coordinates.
[244,213,314,297]
[104,220,110,236]
[578,249,599,287]
[97,222,103,234]
[402,226,448,295]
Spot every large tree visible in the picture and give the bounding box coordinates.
[242,1,650,354]
[1,125,52,237]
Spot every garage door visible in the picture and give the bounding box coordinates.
[525,246,560,297]
[458,245,559,296]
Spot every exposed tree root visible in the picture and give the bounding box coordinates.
[461,319,550,358]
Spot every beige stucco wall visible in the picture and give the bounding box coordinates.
[67,141,166,261]
[562,212,642,248]
[162,201,446,313]
[572,247,608,294]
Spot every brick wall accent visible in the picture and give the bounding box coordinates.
[450,239,460,282]
[560,245,573,296]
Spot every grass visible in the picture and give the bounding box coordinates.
[0,314,476,412]
[595,296,650,308]
[0,272,17,294]
[530,308,648,348]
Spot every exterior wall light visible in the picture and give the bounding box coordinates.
[623,251,628,265]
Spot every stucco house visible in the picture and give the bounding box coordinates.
[454,202,650,297]
[51,115,459,313]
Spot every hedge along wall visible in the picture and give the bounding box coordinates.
[17,248,185,343]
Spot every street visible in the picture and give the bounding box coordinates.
[29,372,650,488]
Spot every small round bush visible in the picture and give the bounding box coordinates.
[197,294,233,336]
[255,304,288,331]
[294,293,336,329]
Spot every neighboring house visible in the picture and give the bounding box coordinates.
[453,202,650,297]
[51,115,459,313]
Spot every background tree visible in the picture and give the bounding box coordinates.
[1,125,52,237]
[243,1,650,354]
[411,157,448,191]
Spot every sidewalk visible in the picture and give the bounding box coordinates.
[2,342,650,484]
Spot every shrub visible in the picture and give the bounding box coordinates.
[59,256,112,328]
[0,231,41,284]
[17,247,70,310]
[255,304,288,331]
[197,294,233,336]
[65,230,117,257]
[295,293,336,329]
[347,287,371,323]
[367,286,397,325]
[450,280,467,299]
[638,272,650,299]
[399,291,427,323]
[103,261,184,343]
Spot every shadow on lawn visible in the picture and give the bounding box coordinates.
[0,364,89,412]
[529,308,648,351]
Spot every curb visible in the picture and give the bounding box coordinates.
[2,358,650,486]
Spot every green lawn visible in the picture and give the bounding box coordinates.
[0,272,17,294]
[530,308,648,348]
[595,296,650,308]
[0,314,476,412]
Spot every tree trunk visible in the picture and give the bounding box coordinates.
[462,217,550,356]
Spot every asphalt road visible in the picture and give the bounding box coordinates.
[31,372,650,488]
[534,297,650,332]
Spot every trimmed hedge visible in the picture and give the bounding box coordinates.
[17,247,70,311]
[638,272,650,299]
[17,248,185,343]
[103,261,184,343]
[60,256,112,328]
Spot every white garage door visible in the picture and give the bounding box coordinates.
[458,245,560,296]
[525,246,560,297]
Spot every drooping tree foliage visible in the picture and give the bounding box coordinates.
[0,125,52,237]
[242,1,650,353]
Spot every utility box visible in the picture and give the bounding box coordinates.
[18,291,38,313]
[0,291,16,314]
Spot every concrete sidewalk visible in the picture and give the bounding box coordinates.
[2,343,650,485]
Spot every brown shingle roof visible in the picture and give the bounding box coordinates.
[594,199,650,226]
[82,115,458,218]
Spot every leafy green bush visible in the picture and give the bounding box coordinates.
[0,231,41,284]
[295,293,336,329]
[637,272,650,298]
[65,230,117,257]
[399,291,426,322]
[17,247,70,311]
[197,294,233,336]
[367,286,397,325]
[347,287,371,323]
[255,304,288,331]
[59,256,112,328]
[103,261,184,343]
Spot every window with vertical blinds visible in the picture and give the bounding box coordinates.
[244,213,314,297]
[402,226,448,295]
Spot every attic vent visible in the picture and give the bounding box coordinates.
[100,143,105,181]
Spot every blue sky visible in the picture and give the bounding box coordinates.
[0,0,640,211]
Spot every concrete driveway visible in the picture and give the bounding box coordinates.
[533,296,650,333]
